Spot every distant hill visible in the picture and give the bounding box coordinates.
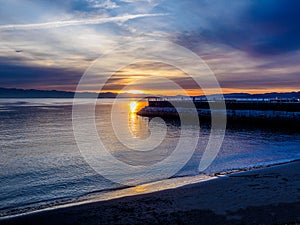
[198,92,300,99]
[222,92,300,99]
[0,88,117,98]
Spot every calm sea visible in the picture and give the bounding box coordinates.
[1,98,300,217]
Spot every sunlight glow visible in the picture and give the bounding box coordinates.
[125,90,144,94]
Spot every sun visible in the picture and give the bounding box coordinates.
[125,90,144,94]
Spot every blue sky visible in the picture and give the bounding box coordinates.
[0,0,299,94]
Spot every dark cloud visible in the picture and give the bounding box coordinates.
[0,58,82,91]
[217,70,300,90]
[175,0,300,56]
[245,0,300,55]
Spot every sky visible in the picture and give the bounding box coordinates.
[0,0,299,95]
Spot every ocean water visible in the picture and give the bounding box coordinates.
[0,98,300,217]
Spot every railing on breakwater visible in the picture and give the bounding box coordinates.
[145,97,300,112]
[146,96,300,103]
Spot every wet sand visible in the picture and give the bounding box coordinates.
[1,160,300,225]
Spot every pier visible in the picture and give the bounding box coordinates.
[137,97,300,127]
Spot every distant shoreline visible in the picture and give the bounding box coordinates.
[1,158,300,224]
[1,87,299,99]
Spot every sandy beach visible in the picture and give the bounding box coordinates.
[1,160,300,225]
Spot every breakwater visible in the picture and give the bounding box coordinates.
[137,98,300,127]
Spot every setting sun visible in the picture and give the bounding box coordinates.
[125,90,145,94]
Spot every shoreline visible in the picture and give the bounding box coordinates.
[1,158,299,219]
[1,159,300,225]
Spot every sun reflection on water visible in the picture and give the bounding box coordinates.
[134,185,148,193]
[128,101,149,138]
[129,101,138,113]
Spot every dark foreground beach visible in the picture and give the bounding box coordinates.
[1,161,300,225]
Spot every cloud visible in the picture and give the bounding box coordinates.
[0,0,299,93]
[173,0,300,56]
[0,13,166,31]
[243,0,300,55]
[0,57,81,90]
[87,0,119,9]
